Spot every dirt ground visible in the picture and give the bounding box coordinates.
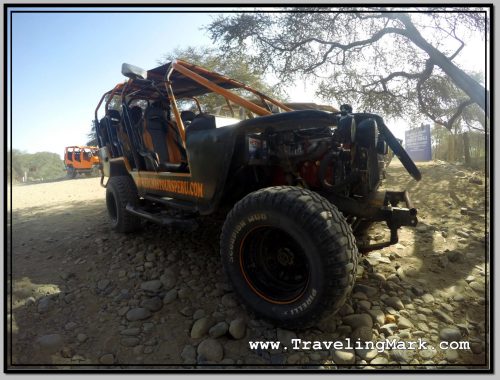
[7,159,489,369]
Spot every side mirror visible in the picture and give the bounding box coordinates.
[121,63,147,80]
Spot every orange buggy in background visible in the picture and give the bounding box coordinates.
[64,146,101,178]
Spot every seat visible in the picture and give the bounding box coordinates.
[99,109,123,157]
[129,106,143,127]
[185,113,216,134]
[142,104,188,172]
[181,110,196,126]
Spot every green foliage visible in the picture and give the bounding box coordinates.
[10,149,65,182]
[207,10,487,128]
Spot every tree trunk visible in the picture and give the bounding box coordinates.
[394,13,488,112]
[463,132,471,167]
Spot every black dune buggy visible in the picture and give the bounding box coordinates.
[94,59,421,327]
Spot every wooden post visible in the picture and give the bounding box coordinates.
[463,132,471,167]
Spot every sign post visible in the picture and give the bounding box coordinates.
[405,124,432,162]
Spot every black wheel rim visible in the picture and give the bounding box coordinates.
[240,226,310,304]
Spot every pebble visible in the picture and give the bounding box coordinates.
[209,321,229,338]
[338,303,354,316]
[368,309,385,325]
[439,327,462,341]
[385,315,396,324]
[99,353,115,365]
[332,349,355,365]
[397,316,414,329]
[37,296,51,313]
[350,326,373,342]
[469,281,484,293]
[65,321,77,331]
[191,317,213,339]
[178,287,191,300]
[36,334,63,352]
[126,308,152,322]
[121,337,140,347]
[181,345,196,364]
[193,309,206,320]
[390,349,414,363]
[433,309,454,324]
[465,275,475,283]
[357,300,371,312]
[419,347,437,359]
[353,284,378,298]
[445,349,459,363]
[470,342,483,354]
[421,293,435,303]
[140,297,163,312]
[342,313,373,329]
[197,338,224,362]
[121,327,141,336]
[370,356,388,365]
[163,289,178,304]
[229,318,246,339]
[380,323,397,336]
[76,333,88,343]
[159,270,177,290]
[97,279,111,291]
[356,348,378,361]
[140,280,162,293]
[384,296,404,310]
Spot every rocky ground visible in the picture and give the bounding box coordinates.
[7,159,488,369]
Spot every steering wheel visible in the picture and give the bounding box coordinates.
[378,122,422,181]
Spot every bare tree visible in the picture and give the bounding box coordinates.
[207,8,489,130]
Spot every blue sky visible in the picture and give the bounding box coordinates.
[8,9,487,159]
[10,11,217,158]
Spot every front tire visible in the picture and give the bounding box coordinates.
[106,176,141,233]
[220,186,358,328]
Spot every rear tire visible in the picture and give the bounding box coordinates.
[106,176,141,233]
[220,186,358,328]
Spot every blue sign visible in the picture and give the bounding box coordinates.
[405,124,432,161]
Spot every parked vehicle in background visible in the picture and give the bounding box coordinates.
[64,146,100,178]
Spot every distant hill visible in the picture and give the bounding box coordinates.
[9,150,66,182]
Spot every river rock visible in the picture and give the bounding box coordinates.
[163,289,178,304]
[332,349,355,365]
[351,326,373,342]
[99,353,115,365]
[368,309,385,325]
[433,309,454,324]
[197,338,224,362]
[342,313,373,329]
[397,316,414,329]
[191,317,213,339]
[36,334,63,352]
[140,280,162,293]
[439,327,462,341]
[140,297,163,312]
[384,296,404,310]
[126,308,152,322]
[229,318,246,339]
[37,296,51,313]
[353,284,378,298]
[209,321,229,338]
